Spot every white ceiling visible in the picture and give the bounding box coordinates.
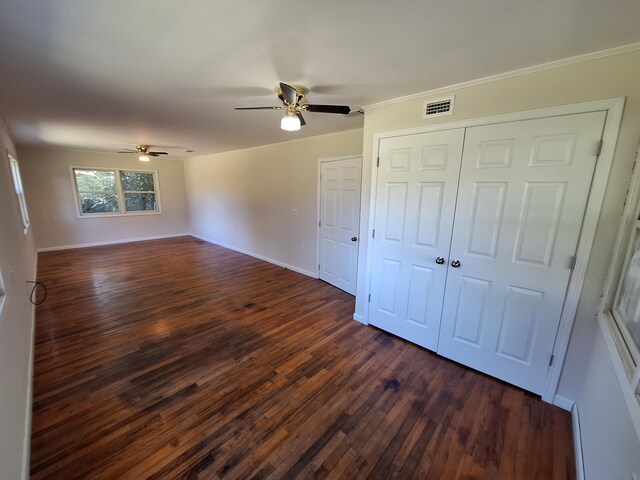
[1,0,639,158]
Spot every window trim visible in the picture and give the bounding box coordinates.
[7,151,30,235]
[0,270,5,317]
[611,217,640,370]
[598,140,640,439]
[70,166,162,218]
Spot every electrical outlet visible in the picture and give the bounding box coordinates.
[297,238,302,246]
[292,208,298,216]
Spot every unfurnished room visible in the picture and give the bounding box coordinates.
[1,1,640,479]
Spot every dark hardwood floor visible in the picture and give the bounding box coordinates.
[31,236,575,479]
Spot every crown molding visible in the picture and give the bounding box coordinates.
[363,42,640,111]
[187,128,364,160]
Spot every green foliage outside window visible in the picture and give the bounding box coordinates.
[75,170,120,213]
[120,171,155,192]
[78,192,120,213]
[75,170,117,192]
[121,172,157,211]
[124,193,157,211]
[74,168,158,215]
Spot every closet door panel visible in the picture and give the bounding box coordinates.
[437,111,607,394]
[369,129,465,350]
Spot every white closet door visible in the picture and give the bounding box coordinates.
[319,157,362,295]
[437,111,606,394]
[369,129,464,350]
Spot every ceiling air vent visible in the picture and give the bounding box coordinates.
[423,96,455,118]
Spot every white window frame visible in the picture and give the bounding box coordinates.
[0,270,5,317]
[599,140,640,439]
[70,167,162,218]
[8,151,30,235]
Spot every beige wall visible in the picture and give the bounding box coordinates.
[185,130,363,275]
[18,147,189,250]
[357,49,640,479]
[0,120,38,479]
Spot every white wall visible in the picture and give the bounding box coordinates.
[185,129,363,276]
[17,147,190,250]
[356,48,640,479]
[0,120,38,479]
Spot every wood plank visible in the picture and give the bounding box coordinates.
[30,236,576,479]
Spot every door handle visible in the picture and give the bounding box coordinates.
[435,257,445,264]
[451,260,461,268]
[351,236,358,242]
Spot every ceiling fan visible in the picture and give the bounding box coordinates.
[235,82,351,131]
[118,145,168,162]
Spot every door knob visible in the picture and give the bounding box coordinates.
[351,236,358,242]
[451,260,461,268]
[435,257,445,264]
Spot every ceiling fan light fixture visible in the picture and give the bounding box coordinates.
[236,82,349,130]
[280,113,301,132]
[138,154,150,162]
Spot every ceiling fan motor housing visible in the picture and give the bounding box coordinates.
[276,83,308,105]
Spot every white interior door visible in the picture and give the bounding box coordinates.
[319,157,362,295]
[369,129,465,350]
[437,111,606,394]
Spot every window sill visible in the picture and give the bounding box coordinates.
[597,310,640,441]
[76,211,162,219]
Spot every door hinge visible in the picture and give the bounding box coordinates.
[570,256,577,270]
[318,264,320,270]
[319,220,321,227]
[368,294,371,302]
[372,229,376,239]
[596,139,604,157]
[549,354,555,366]
[377,157,380,167]
[320,174,322,182]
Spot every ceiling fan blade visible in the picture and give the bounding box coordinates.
[347,109,365,117]
[304,104,351,115]
[296,111,306,126]
[279,82,298,106]
[118,150,136,153]
[235,106,282,110]
[149,152,168,155]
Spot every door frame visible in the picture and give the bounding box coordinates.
[317,155,364,286]
[361,98,625,404]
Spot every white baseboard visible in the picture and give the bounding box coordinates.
[36,233,190,252]
[572,403,586,480]
[191,234,318,279]
[353,313,367,324]
[553,394,575,411]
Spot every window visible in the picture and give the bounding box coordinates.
[8,152,30,234]
[602,142,640,401]
[0,270,5,316]
[72,168,160,216]
[613,223,640,360]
